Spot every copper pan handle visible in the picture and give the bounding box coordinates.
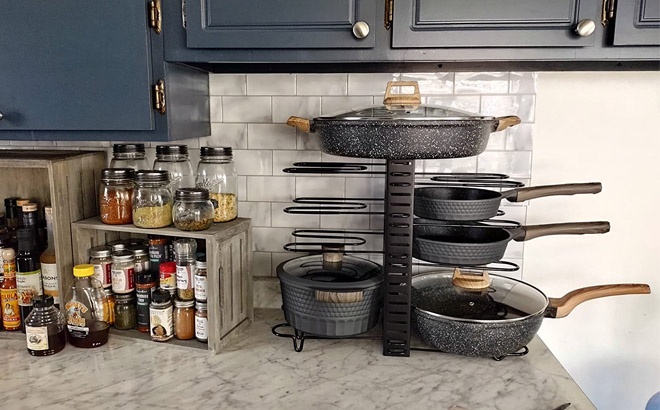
[494,116,521,132]
[546,284,651,318]
[286,116,312,132]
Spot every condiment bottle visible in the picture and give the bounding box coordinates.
[159,261,177,297]
[40,207,59,308]
[114,292,137,330]
[16,228,42,332]
[174,298,195,340]
[129,245,150,275]
[173,238,197,301]
[195,301,208,343]
[104,288,115,325]
[25,295,66,356]
[1,246,21,331]
[148,235,171,282]
[107,240,127,255]
[136,271,156,333]
[194,258,207,302]
[89,245,112,289]
[111,251,135,294]
[64,264,109,348]
[150,288,173,342]
[4,197,19,247]
[15,199,30,228]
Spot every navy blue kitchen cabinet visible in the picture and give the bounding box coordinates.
[0,1,209,141]
[613,0,660,45]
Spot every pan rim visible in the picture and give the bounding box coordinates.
[414,186,504,202]
[414,225,514,246]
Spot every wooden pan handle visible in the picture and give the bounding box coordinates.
[494,116,521,132]
[519,221,610,241]
[508,182,602,202]
[286,116,312,132]
[383,81,422,108]
[546,284,651,318]
[315,290,364,303]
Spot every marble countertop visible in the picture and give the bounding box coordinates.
[0,309,593,410]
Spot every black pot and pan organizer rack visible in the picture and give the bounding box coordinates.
[274,161,526,357]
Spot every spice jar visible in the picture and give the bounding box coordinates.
[114,292,137,330]
[110,144,149,170]
[159,261,177,297]
[173,239,197,301]
[195,301,208,343]
[195,147,238,223]
[104,289,115,325]
[153,145,195,191]
[99,168,134,225]
[194,258,207,302]
[132,170,173,229]
[173,188,214,231]
[174,299,195,340]
[148,235,171,282]
[25,295,66,356]
[150,288,173,342]
[107,240,127,255]
[111,251,135,294]
[129,245,150,275]
[89,246,112,289]
[136,271,156,333]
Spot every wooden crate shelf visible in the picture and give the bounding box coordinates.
[71,216,253,354]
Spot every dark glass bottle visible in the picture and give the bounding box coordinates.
[136,271,156,333]
[16,228,42,332]
[4,197,19,248]
[25,295,66,356]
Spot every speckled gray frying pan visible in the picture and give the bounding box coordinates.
[414,182,603,221]
[411,272,650,357]
[286,81,521,160]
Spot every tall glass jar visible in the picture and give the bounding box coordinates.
[174,299,195,340]
[153,145,195,191]
[173,239,197,301]
[132,170,173,229]
[173,188,214,231]
[195,147,238,223]
[25,295,66,356]
[110,144,149,170]
[89,245,112,289]
[111,251,135,294]
[99,168,134,225]
[64,264,109,348]
[114,292,137,330]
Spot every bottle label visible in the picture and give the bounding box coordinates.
[194,275,207,301]
[67,324,89,339]
[176,265,192,290]
[136,286,153,327]
[1,288,21,329]
[112,267,135,293]
[41,263,59,304]
[159,270,176,290]
[135,260,150,273]
[150,306,173,339]
[26,326,49,350]
[195,315,208,340]
[3,260,16,278]
[65,300,89,327]
[16,269,43,306]
[149,242,169,262]
[93,262,112,288]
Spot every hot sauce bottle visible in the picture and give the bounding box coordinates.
[1,246,21,331]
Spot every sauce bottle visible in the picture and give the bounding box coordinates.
[40,207,59,308]
[64,264,109,348]
[1,245,20,331]
[16,228,42,332]
[25,295,66,356]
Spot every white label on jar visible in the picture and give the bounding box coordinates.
[93,262,112,288]
[26,326,49,351]
[16,270,43,306]
[41,263,60,304]
[194,275,207,301]
[176,265,192,290]
[112,267,134,293]
[135,260,150,273]
[150,306,173,340]
[195,315,208,340]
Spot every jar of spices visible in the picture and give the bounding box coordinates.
[148,235,171,282]
[104,288,115,325]
[136,271,155,333]
[173,239,197,301]
[110,144,149,171]
[195,147,238,223]
[129,245,150,275]
[172,188,214,231]
[174,299,195,340]
[25,295,66,356]
[114,292,137,330]
[159,261,177,296]
[132,170,173,229]
[195,301,208,343]
[89,245,112,289]
[107,240,127,255]
[150,289,173,342]
[194,258,207,302]
[99,168,134,225]
[153,145,195,191]
[111,251,135,294]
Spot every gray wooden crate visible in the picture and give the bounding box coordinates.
[71,217,253,353]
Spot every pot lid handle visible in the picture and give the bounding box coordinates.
[452,268,491,290]
[383,81,422,110]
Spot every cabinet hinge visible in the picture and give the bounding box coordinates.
[182,0,187,29]
[149,0,162,34]
[153,80,166,115]
[601,0,616,26]
[385,0,393,30]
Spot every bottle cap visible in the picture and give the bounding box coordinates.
[22,203,38,212]
[73,264,95,277]
[159,261,177,274]
[16,199,31,207]
[156,145,188,156]
[152,288,171,303]
[33,295,55,309]
[174,298,195,308]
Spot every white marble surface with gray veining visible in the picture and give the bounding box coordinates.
[0,309,593,410]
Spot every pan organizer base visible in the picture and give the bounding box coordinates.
[277,161,527,358]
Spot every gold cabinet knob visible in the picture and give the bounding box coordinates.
[352,21,370,39]
[575,19,596,37]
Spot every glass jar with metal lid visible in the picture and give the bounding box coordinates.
[153,145,195,191]
[111,251,135,294]
[173,188,214,231]
[128,245,150,275]
[132,170,173,229]
[174,298,195,340]
[195,147,237,223]
[114,292,137,330]
[150,289,173,342]
[99,168,134,225]
[173,238,197,301]
[110,144,149,170]
[89,245,112,289]
[195,301,208,343]
[194,257,207,302]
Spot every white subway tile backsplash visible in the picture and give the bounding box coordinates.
[252,252,272,277]
[455,72,509,94]
[237,176,247,201]
[423,157,478,174]
[247,176,295,202]
[509,72,538,94]
[401,73,454,94]
[321,96,374,115]
[238,202,271,227]
[296,130,322,151]
[321,213,371,229]
[486,130,507,151]
[202,123,248,149]
[271,203,320,228]
[296,176,345,197]
[477,151,532,178]
[253,227,294,252]
[506,123,534,151]
[348,73,399,95]
[248,124,297,150]
[209,74,246,96]
[426,95,481,114]
[272,96,321,123]
[273,150,321,176]
[345,177,385,198]
[247,74,296,96]
[223,96,271,123]
[233,150,273,175]
[481,95,535,123]
[210,96,223,122]
[297,74,347,96]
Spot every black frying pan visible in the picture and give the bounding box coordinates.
[413,221,610,265]
[414,183,602,221]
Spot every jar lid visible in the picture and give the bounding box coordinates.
[112,250,134,261]
[174,298,195,308]
[73,264,95,277]
[90,245,112,258]
[175,188,210,201]
[125,238,147,247]
[16,199,31,206]
[115,292,136,301]
[33,295,55,309]
[134,170,169,183]
[173,238,197,259]
[156,145,188,156]
[137,271,154,284]
[201,146,232,157]
[104,288,114,296]
[22,203,37,212]
[113,143,145,154]
[196,301,207,311]
[160,261,177,273]
[196,257,207,269]
[152,288,172,303]
[4,197,18,207]
[102,168,135,180]
[128,245,148,256]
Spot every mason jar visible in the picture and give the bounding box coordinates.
[153,145,195,191]
[173,188,214,231]
[132,170,173,229]
[195,147,237,223]
[99,168,134,225]
[110,144,149,170]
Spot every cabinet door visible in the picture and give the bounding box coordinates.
[392,0,599,48]
[0,1,154,131]
[613,0,660,45]
[185,0,376,48]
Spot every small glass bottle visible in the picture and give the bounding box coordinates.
[4,197,19,247]
[148,235,171,282]
[174,299,195,340]
[90,245,113,289]
[132,170,173,229]
[110,144,149,170]
[129,245,150,275]
[136,271,156,333]
[153,145,195,191]
[1,246,21,331]
[25,295,66,356]
[40,207,59,308]
[64,264,109,348]
[15,199,30,228]
[21,203,39,238]
[194,258,207,302]
[173,188,214,231]
[173,239,197,301]
[104,288,115,325]
[111,251,135,294]
[150,288,173,342]
[196,147,237,223]
[114,292,137,330]
[16,228,42,332]
[159,261,177,297]
[195,301,208,343]
[99,168,134,225]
